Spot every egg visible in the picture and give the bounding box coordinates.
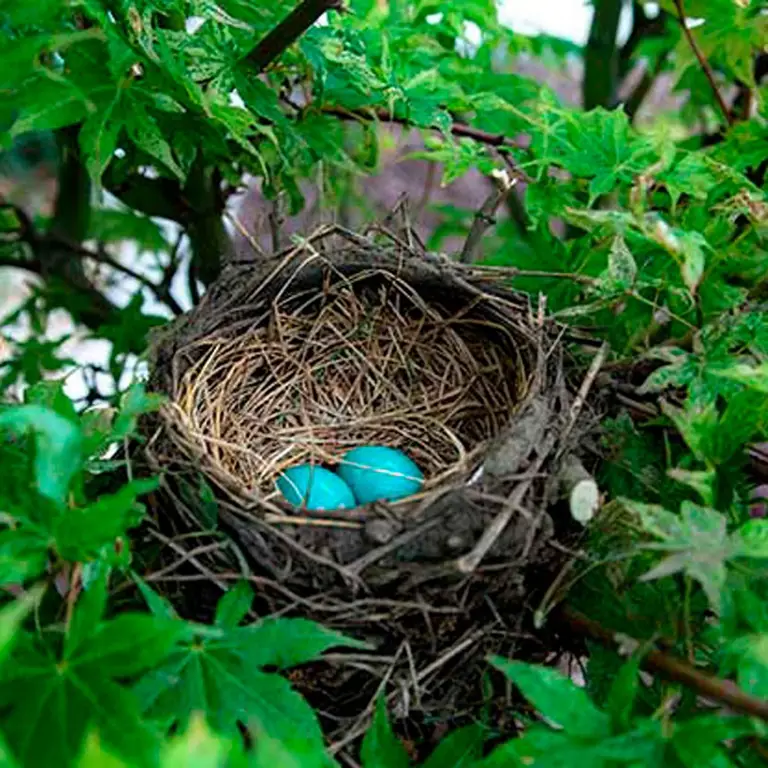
[337,446,424,505]
[277,465,356,511]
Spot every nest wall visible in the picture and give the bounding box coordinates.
[142,223,599,743]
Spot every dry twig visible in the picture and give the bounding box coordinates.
[459,170,518,265]
[672,0,733,126]
[560,605,768,721]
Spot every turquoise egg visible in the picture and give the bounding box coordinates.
[337,446,424,505]
[277,465,356,511]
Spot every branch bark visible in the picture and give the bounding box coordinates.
[559,605,768,721]
[672,0,733,126]
[244,0,345,73]
[459,170,516,264]
[318,102,524,152]
[583,0,623,110]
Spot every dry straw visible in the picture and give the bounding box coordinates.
[173,267,529,500]
[142,221,600,749]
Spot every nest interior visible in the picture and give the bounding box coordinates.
[173,256,530,499]
[143,223,599,749]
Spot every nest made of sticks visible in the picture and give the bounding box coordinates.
[142,222,601,750]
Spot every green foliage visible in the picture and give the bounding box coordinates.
[481,658,761,767]
[136,587,365,751]
[0,0,767,766]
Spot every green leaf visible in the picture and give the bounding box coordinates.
[734,635,768,699]
[678,232,707,297]
[671,714,757,766]
[0,585,45,666]
[9,78,89,136]
[713,362,768,394]
[555,108,659,203]
[76,733,130,768]
[661,400,719,464]
[420,723,485,768]
[360,697,409,768]
[474,723,665,767]
[605,655,643,732]
[628,500,734,613]
[215,581,253,628]
[66,572,109,657]
[0,405,83,508]
[237,618,368,669]
[24,380,79,424]
[125,103,185,180]
[53,478,158,560]
[488,658,611,738]
[135,596,359,747]
[111,382,165,442]
[133,574,179,620]
[0,603,185,766]
[70,612,188,678]
[667,468,717,507]
[80,97,124,180]
[250,727,334,768]
[159,714,241,768]
[645,217,709,296]
[597,235,637,294]
[88,209,168,254]
[0,531,48,587]
[736,519,768,559]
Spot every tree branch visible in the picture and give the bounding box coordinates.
[672,0,733,126]
[244,0,345,73]
[460,170,516,264]
[303,103,531,181]
[88,246,184,315]
[583,0,623,109]
[559,605,768,721]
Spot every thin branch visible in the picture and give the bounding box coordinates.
[0,201,183,322]
[559,605,768,721]
[320,102,524,150]
[244,0,345,73]
[672,0,733,126]
[88,246,184,315]
[459,170,517,264]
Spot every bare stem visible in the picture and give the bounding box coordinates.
[560,605,768,721]
[672,0,732,126]
[459,170,517,264]
[307,103,531,181]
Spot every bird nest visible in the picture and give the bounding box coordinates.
[142,223,601,752]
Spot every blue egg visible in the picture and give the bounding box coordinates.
[337,446,424,505]
[277,465,356,511]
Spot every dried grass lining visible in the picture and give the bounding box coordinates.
[171,261,533,501]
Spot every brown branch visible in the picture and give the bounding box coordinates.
[301,102,532,185]
[559,605,768,721]
[244,0,345,73]
[320,102,525,152]
[672,0,733,126]
[459,170,516,264]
